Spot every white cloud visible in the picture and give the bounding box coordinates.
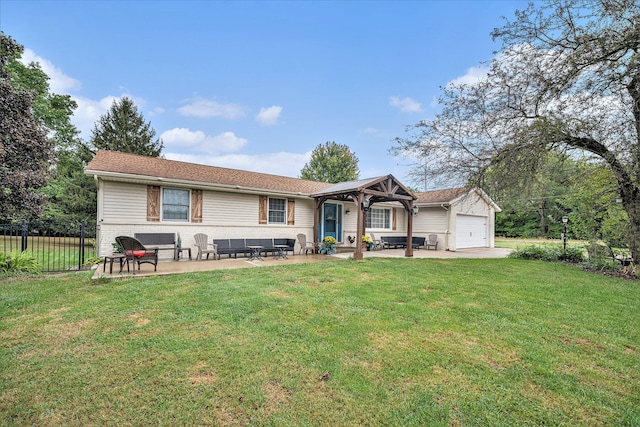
[20,48,81,94]
[178,98,245,119]
[256,105,283,125]
[389,96,423,113]
[448,65,489,87]
[164,150,312,178]
[160,128,247,153]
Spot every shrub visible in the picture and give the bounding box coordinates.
[84,256,103,267]
[509,244,585,263]
[0,252,42,274]
[508,244,562,262]
[559,246,585,263]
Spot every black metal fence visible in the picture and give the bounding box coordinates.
[0,219,97,272]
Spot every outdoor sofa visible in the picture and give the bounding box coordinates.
[381,236,426,249]
[213,238,296,259]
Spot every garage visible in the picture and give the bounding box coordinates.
[456,215,487,248]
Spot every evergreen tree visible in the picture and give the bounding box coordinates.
[91,97,163,157]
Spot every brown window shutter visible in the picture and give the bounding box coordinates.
[191,189,202,223]
[147,186,160,222]
[392,208,397,230]
[259,195,268,224]
[287,199,295,225]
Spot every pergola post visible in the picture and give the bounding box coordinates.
[405,200,414,258]
[313,197,324,253]
[354,192,364,260]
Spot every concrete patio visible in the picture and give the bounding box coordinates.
[92,247,513,279]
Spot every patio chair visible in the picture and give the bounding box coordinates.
[115,235,158,272]
[297,233,316,255]
[193,233,219,261]
[369,233,389,249]
[369,233,382,250]
[426,234,438,250]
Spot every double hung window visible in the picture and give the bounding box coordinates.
[162,188,190,221]
[268,197,286,224]
[366,208,390,229]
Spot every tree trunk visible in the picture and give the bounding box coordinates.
[624,193,640,268]
[537,198,546,237]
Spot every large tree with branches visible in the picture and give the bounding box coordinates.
[392,0,640,262]
[0,33,54,220]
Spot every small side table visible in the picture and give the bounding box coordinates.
[246,245,264,261]
[103,253,127,274]
[273,245,289,260]
[177,247,192,260]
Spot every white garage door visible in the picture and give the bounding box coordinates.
[456,215,487,248]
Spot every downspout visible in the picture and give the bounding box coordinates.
[94,175,102,257]
[441,203,450,251]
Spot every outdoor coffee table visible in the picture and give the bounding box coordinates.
[246,245,264,261]
[103,253,126,274]
[273,245,289,260]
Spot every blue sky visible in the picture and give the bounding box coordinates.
[2,0,529,188]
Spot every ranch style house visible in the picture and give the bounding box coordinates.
[85,150,500,259]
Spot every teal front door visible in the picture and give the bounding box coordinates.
[323,203,342,242]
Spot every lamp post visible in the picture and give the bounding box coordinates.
[562,216,568,252]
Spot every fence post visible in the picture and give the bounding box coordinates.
[21,219,28,252]
[79,220,86,270]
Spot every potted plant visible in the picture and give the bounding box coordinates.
[362,235,372,251]
[319,236,337,254]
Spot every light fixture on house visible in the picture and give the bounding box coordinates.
[361,197,371,212]
[345,208,350,216]
[412,204,419,216]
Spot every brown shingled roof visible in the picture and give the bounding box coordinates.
[85,150,333,194]
[414,187,471,204]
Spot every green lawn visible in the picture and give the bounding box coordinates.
[1,258,638,426]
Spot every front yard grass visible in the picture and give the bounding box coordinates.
[1,258,638,426]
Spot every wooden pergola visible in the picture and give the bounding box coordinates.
[310,175,418,260]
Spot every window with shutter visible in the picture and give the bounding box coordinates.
[191,190,202,223]
[147,186,160,222]
[287,199,295,225]
[259,196,268,224]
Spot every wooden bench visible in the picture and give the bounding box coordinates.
[134,233,178,260]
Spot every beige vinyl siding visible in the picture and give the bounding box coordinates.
[102,181,147,223]
[414,207,448,234]
[455,192,491,216]
[204,191,258,225]
[294,199,315,228]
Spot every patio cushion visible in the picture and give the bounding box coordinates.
[125,250,152,258]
